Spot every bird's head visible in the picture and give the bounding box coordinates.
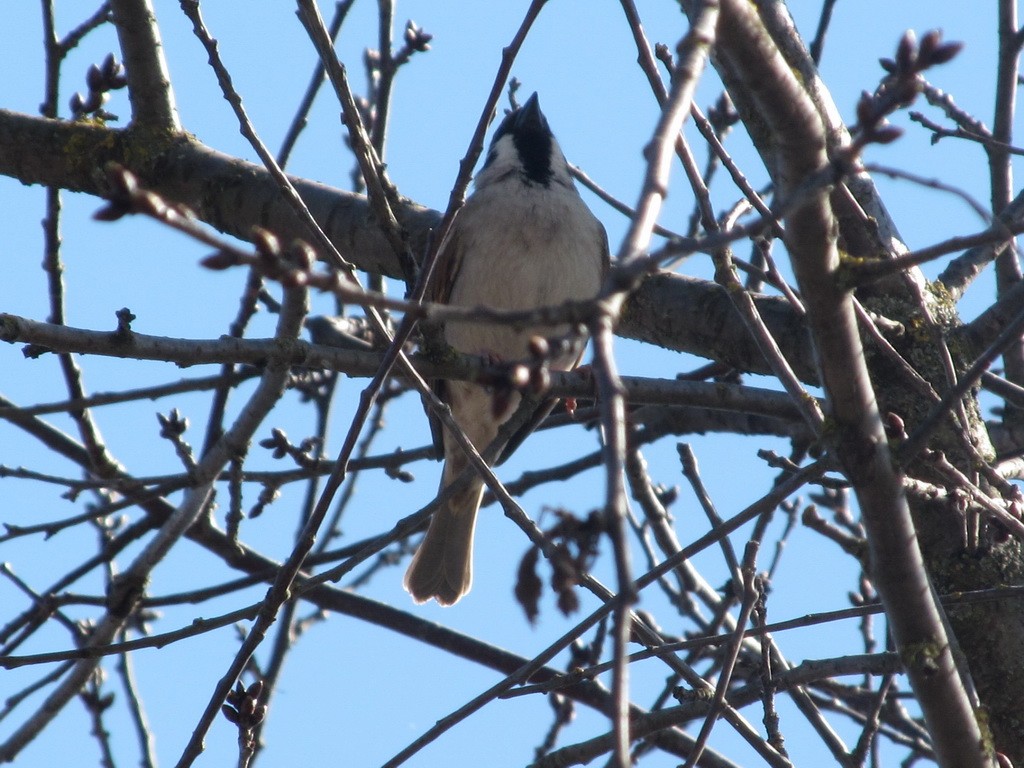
[475,93,573,190]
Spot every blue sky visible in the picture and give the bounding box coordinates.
[0,2,1009,766]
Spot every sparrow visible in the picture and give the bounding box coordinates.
[403,93,609,606]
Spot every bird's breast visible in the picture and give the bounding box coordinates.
[443,185,605,363]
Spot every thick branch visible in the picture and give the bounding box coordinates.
[109,0,179,131]
[714,2,991,766]
[0,110,434,278]
[0,109,813,380]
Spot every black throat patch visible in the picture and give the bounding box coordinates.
[512,127,553,186]
[483,94,556,187]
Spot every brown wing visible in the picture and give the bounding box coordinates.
[598,222,611,281]
[422,221,467,459]
[425,216,466,307]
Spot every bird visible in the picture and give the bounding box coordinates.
[403,93,609,606]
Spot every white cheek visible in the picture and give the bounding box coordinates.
[473,137,521,189]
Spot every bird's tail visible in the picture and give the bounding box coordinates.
[403,474,483,606]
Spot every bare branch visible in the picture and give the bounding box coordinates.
[110,0,179,130]
[713,3,990,765]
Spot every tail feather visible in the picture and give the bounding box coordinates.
[403,481,482,606]
[406,381,502,605]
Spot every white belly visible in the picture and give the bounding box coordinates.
[443,184,605,367]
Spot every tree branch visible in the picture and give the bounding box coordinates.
[109,0,179,130]
[0,109,816,381]
[713,2,991,766]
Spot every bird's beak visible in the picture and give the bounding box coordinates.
[515,92,545,132]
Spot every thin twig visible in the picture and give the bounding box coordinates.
[277,0,356,167]
[683,542,774,768]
